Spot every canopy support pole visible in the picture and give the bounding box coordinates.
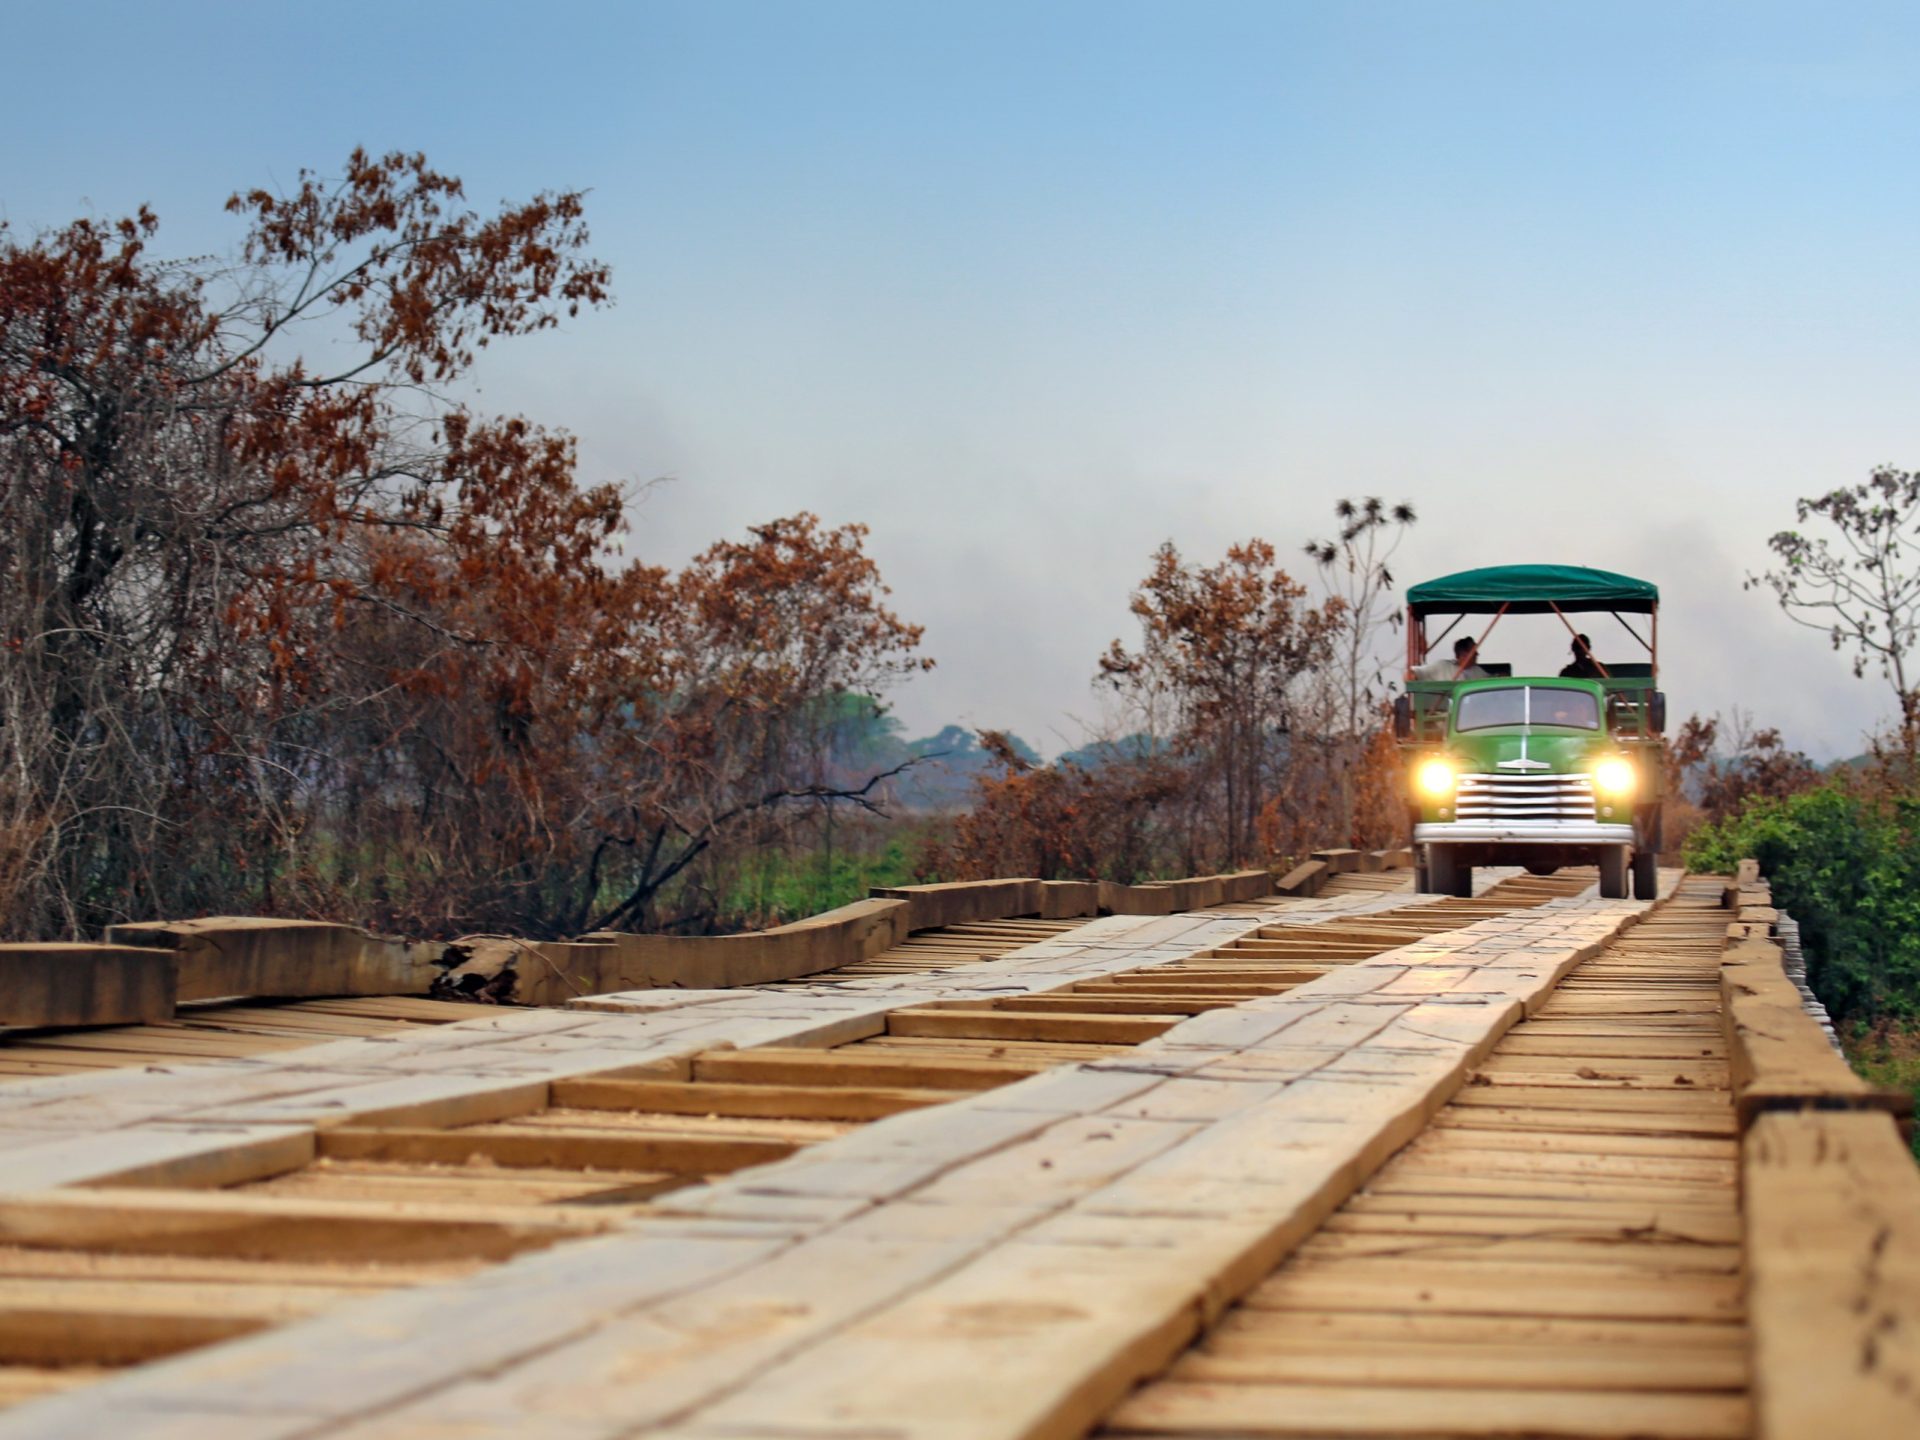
[1611,611,1654,655]
[1457,604,1509,678]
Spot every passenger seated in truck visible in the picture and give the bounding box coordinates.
[1414,636,1488,682]
[1559,633,1603,679]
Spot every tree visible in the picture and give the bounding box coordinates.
[924,731,1184,883]
[0,150,618,936]
[1666,710,1820,826]
[576,514,931,934]
[1304,496,1417,842]
[1099,540,1342,867]
[1751,467,1920,765]
[1305,497,1418,738]
[0,152,930,940]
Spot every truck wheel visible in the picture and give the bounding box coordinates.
[1632,849,1659,899]
[1598,845,1629,899]
[1425,847,1472,897]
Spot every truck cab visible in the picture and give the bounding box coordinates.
[1396,566,1666,899]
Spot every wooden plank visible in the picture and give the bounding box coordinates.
[0,1189,614,1263]
[1745,1110,1920,1439]
[0,945,176,1029]
[985,996,1230,1016]
[691,1048,1040,1090]
[3,1124,316,1192]
[872,879,1042,931]
[237,1162,684,1208]
[0,1366,106,1408]
[104,917,427,1004]
[885,1009,1176,1044]
[1176,1338,1747,1391]
[690,1234,1210,1440]
[1246,1262,1743,1322]
[1104,1380,1750,1437]
[506,1103,848,1139]
[1209,1308,1747,1349]
[1275,860,1327,896]
[1721,938,1886,1119]
[1297,1233,1742,1272]
[0,1243,474,1290]
[550,1077,954,1121]
[316,1125,797,1175]
[1362,1172,1735,1208]
[0,1307,265,1367]
[1449,1085,1736,1115]
[1433,1105,1738,1139]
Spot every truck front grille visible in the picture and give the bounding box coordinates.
[1454,773,1598,824]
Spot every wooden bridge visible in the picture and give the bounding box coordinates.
[0,856,1912,1438]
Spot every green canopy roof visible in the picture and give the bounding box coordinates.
[1407,565,1659,615]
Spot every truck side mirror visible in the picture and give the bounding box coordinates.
[1649,691,1667,735]
[1392,694,1412,740]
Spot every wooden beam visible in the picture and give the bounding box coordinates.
[691,1048,1041,1091]
[549,1077,953,1122]
[1275,860,1328,897]
[1746,1110,1920,1439]
[316,1125,798,1175]
[885,1008,1176,1045]
[0,944,175,1028]
[0,1189,613,1264]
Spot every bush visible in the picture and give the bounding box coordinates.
[1684,782,1920,1020]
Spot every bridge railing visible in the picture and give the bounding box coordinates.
[0,850,1416,1024]
[1725,858,1920,1440]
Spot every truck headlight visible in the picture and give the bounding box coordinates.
[1593,757,1636,798]
[1415,757,1456,798]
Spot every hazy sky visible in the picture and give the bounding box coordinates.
[8,1,1919,759]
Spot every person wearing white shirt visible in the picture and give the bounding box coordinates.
[1413,635,1488,682]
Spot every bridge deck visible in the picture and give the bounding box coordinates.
[0,868,1906,1437]
[1103,877,1744,1438]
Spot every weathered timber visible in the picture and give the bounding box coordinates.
[1312,847,1363,874]
[1096,881,1178,916]
[870,880,1044,931]
[1745,1110,1920,1439]
[1039,881,1101,920]
[0,1189,612,1264]
[0,946,175,1029]
[1721,937,1906,1124]
[104,919,426,1005]
[1275,861,1329,897]
[444,897,914,1005]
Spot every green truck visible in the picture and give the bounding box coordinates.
[1393,565,1666,900]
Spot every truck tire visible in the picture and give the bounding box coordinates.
[1632,848,1659,899]
[1598,845,1629,899]
[1425,846,1471,897]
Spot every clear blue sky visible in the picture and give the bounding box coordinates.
[8,1,1920,757]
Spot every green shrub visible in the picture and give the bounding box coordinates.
[721,839,925,927]
[1684,782,1920,1021]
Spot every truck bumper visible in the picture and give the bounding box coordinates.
[1414,823,1637,845]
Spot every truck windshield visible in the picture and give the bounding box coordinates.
[1456,686,1600,732]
